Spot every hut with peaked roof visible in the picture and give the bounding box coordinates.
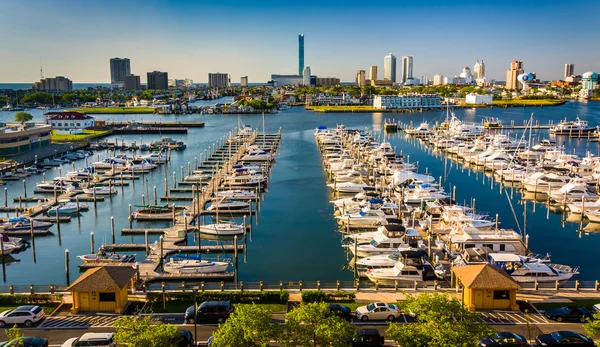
[66,266,137,314]
[453,264,521,311]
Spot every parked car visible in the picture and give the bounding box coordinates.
[177,330,194,347]
[0,306,45,327]
[328,303,352,321]
[355,302,401,321]
[535,331,594,346]
[479,332,528,346]
[61,333,115,347]
[185,301,234,324]
[543,306,593,322]
[349,329,384,347]
[206,336,214,347]
[0,337,48,347]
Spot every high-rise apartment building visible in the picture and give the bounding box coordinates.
[401,56,413,84]
[384,53,397,83]
[298,34,304,76]
[505,61,524,90]
[369,66,378,81]
[433,74,444,86]
[208,73,230,89]
[31,76,72,91]
[240,76,248,87]
[302,66,311,86]
[147,71,168,90]
[356,70,366,86]
[474,60,485,80]
[564,64,575,79]
[124,74,141,91]
[110,58,131,88]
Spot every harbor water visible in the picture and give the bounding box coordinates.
[1,100,600,285]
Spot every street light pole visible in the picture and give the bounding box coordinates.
[193,287,198,346]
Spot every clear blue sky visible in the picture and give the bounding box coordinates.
[1,0,598,83]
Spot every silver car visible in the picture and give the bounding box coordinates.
[355,302,401,321]
[0,305,45,327]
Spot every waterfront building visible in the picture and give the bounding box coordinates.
[356,70,366,86]
[384,53,397,82]
[580,71,598,99]
[369,66,378,81]
[316,77,340,86]
[564,63,575,79]
[30,76,72,91]
[0,123,52,156]
[147,71,168,90]
[208,72,230,89]
[465,93,493,105]
[271,74,303,86]
[401,56,413,84]
[67,267,137,314]
[505,61,524,90]
[443,76,454,85]
[240,76,248,87]
[370,79,393,87]
[123,75,141,91]
[306,93,356,106]
[373,94,441,109]
[303,66,312,86]
[44,111,94,134]
[474,60,485,80]
[109,58,130,89]
[298,34,304,76]
[453,264,521,312]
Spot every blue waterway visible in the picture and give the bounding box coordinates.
[0,101,599,285]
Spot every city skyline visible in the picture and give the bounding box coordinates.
[1,0,599,83]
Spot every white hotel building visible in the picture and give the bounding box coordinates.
[373,94,441,109]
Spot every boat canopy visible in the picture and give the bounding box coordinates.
[317,125,327,130]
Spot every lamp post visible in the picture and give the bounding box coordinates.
[192,286,199,345]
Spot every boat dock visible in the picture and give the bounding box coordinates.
[105,121,205,128]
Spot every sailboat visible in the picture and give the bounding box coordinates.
[163,254,230,274]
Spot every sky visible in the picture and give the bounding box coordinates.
[1,0,599,84]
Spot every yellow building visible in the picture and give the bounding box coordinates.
[67,267,137,314]
[453,264,521,312]
[0,123,52,156]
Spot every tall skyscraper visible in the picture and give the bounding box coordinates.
[110,58,131,88]
[298,34,304,76]
[564,64,575,79]
[356,70,366,86]
[240,76,248,87]
[302,66,311,86]
[384,53,397,82]
[401,56,413,84]
[369,66,378,81]
[208,73,230,89]
[505,61,524,90]
[147,71,168,90]
[474,60,485,80]
[433,74,444,86]
[124,74,141,91]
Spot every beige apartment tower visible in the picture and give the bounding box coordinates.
[505,61,523,90]
[369,66,378,81]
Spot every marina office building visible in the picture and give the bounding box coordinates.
[0,123,52,156]
[373,94,442,109]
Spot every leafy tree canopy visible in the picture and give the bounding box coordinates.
[113,316,181,347]
[14,111,33,124]
[210,304,279,347]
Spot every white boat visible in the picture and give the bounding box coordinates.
[214,190,257,200]
[77,246,136,263]
[185,173,212,182]
[0,242,21,255]
[83,186,117,195]
[549,117,589,135]
[327,179,373,193]
[125,160,156,171]
[207,199,249,211]
[336,209,391,228]
[163,258,229,274]
[349,228,419,258]
[140,152,168,164]
[549,181,596,202]
[522,172,571,193]
[365,251,438,286]
[198,223,244,236]
[48,200,86,215]
[487,253,577,283]
[242,149,272,161]
[586,210,600,223]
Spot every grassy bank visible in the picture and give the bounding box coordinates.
[68,107,155,114]
[51,129,111,142]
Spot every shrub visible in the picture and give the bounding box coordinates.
[301,291,355,303]
[146,290,289,304]
[0,294,62,305]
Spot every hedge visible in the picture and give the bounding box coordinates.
[301,291,356,303]
[0,294,63,305]
[147,290,289,304]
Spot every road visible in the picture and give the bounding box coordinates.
[2,313,590,346]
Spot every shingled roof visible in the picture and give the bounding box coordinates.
[453,264,521,290]
[66,266,137,292]
[44,111,94,120]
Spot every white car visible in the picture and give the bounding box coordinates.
[355,302,401,321]
[61,333,115,347]
[0,305,45,327]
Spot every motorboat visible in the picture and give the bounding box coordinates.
[405,122,432,138]
[242,149,272,161]
[549,117,589,135]
[549,181,597,202]
[2,217,53,232]
[487,253,578,283]
[197,223,244,236]
[365,251,439,286]
[348,228,419,258]
[207,199,249,211]
[82,185,118,195]
[522,172,571,193]
[336,209,391,228]
[214,189,257,200]
[163,257,230,274]
[327,179,373,193]
[0,242,22,255]
[132,205,186,219]
[125,160,156,172]
[139,151,168,164]
[36,180,74,192]
[77,246,136,263]
[47,200,87,215]
[185,173,212,182]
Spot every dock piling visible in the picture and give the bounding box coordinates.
[145,229,149,256]
[111,216,115,243]
[65,249,70,285]
[153,186,157,205]
[23,180,27,199]
[234,235,238,284]
[90,232,95,253]
[4,188,6,207]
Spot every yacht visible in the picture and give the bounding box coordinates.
[549,181,596,202]
[327,179,373,193]
[2,217,53,232]
[487,253,578,283]
[47,200,87,215]
[163,257,230,274]
[365,250,438,286]
[207,199,249,211]
[522,172,571,193]
[336,209,392,228]
[348,228,419,258]
[214,189,257,200]
[82,185,118,195]
[549,117,589,135]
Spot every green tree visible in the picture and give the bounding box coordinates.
[211,304,279,347]
[14,111,33,124]
[61,93,76,104]
[386,293,494,347]
[113,316,181,347]
[278,302,355,347]
[584,312,600,343]
[5,325,23,346]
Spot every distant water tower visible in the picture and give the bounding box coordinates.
[517,72,535,92]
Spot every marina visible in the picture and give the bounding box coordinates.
[0,102,599,287]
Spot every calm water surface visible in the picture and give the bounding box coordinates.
[0,100,600,285]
